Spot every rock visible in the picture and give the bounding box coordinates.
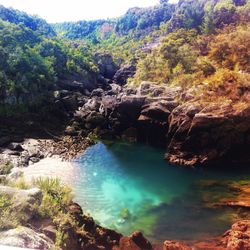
[0,186,42,222]
[7,168,23,181]
[91,88,104,97]
[65,125,78,136]
[125,88,137,96]
[61,95,78,111]
[0,226,53,249]
[121,127,137,142]
[7,143,24,152]
[113,64,136,85]
[138,82,179,98]
[59,202,122,250]
[116,231,152,250]
[107,84,123,96]
[111,96,146,132]
[137,100,171,147]
[138,81,157,96]
[29,157,40,163]
[165,103,250,166]
[95,53,118,79]
[42,225,57,242]
[100,95,118,117]
[221,220,250,250]
[140,101,171,122]
[0,175,6,183]
[163,240,191,250]
[67,202,85,226]
[115,96,146,120]
[57,70,100,92]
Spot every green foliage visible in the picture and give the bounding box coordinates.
[32,177,74,249]
[0,9,99,106]
[0,5,55,37]
[115,3,175,36]
[0,162,13,175]
[10,177,30,190]
[33,177,72,219]
[53,20,115,42]
[0,193,19,230]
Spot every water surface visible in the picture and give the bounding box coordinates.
[71,142,250,242]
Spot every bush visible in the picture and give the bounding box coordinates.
[0,162,13,175]
[33,177,72,219]
[0,193,19,230]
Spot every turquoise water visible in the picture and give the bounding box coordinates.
[71,142,250,242]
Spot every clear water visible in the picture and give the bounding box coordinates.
[71,141,250,242]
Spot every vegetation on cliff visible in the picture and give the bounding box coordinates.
[0,5,98,106]
[0,0,249,107]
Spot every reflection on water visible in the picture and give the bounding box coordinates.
[71,142,250,242]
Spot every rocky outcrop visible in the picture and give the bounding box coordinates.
[161,220,250,250]
[166,103,250,166]
[0,226,53,249]
[67,80,250,166]
[221,220,250,250]
[114,231,152,250]
[94,53,118,79]
[0,186,42,222]
[163,241,191,250]
[137,100,174,147]
[57,202,122,250]
[113,64,136,85]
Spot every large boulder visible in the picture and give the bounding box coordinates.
[166,103,250,166]
[114,231,152,250]
[163,240,191,250]
[111,96,146,132]
[0,186,42,222]
[0,226,53,249]
[220,220,250,250]
[94,53,118,79]
[113,64,136,85]
[137,100,172,147]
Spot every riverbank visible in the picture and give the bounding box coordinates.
[1,134,250,249]
[22,156,77,185]
[0,81,249,249]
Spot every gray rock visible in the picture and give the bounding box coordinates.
[0,226,53,249]
[0,186,42,221]
[113,64,136,85]
[7,168,23,182]
[29,157,40,163]
[94,53,118,79]
[91,88,104,97]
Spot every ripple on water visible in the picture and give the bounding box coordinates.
[71,142,250,243]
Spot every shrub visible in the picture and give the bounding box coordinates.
[33,177,72,219]
[10,177,30,190]
[0,162,13,175]
[0,193,19,230]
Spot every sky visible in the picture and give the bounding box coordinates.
[0,0,178,23]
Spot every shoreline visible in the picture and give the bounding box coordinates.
[1,136,250,249]
[22,156,78,186]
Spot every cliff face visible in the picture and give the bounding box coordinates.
[70,81,250,167]
[166,102,250,166]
